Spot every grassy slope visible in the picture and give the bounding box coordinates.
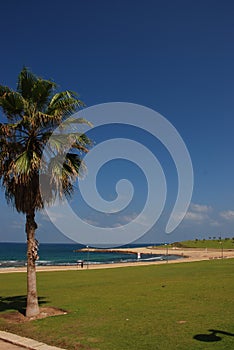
[165,239,234,249]
[0,259,234,350]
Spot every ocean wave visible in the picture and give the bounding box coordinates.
[0,260,26,267]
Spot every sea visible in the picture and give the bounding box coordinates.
[0,242,182,268]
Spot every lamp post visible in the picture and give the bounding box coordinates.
[165,244,168,263]
[86,245,90,269]
[219,241,223,259]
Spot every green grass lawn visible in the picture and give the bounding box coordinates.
[0,259,234,350]
[160,238,234,249]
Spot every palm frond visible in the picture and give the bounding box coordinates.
[14,151,31,175]
[14,151,41,176]
[46,134,70,153]
[17,67,37,99]
[0,91,25,120]
[47,97,84,118]
[36,112,61,127]
[5,174,43,213]
[61,116,93,128]
[0,68,92,215]
[64,152,85,176]
[31,78,56,108]
[46,90,85,121]
[48,91,83,108]
[0,85,11,98]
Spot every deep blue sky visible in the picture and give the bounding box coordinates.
[0,0,234,244]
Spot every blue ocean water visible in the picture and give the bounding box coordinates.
[0,242,180,268]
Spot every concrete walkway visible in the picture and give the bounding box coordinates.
[0,339,27,349]
[0,331,66,349]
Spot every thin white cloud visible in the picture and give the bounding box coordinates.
[83,218,100,226]
[220,210,234,221]
[190,203,212,213]
[183,203,227,228]
[183,203,213,224]
[121,213,138,223]
[184,211,206,222]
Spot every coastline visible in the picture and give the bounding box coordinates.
[0,246,234,273]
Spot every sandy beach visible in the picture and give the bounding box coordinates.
[0,246,234,274]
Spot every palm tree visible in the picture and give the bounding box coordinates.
[0,68,92,317]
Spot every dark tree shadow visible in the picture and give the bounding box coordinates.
[0,295,47,316]
[194,329,234,342]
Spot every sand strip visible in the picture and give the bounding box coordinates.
[0,247,233,273]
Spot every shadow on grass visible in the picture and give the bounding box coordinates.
[194,329,234,342]
[0,295,47,315]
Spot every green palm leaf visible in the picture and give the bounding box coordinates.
[0,91,25,120]
[31,78,56,108]
[14,151,40,176]
[17,67,37,99]
[0,85,11,97]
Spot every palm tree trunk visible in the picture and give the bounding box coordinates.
[25,210,40,317]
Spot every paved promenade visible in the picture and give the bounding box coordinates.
[0,331,66,350]
[0,339,27,349]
